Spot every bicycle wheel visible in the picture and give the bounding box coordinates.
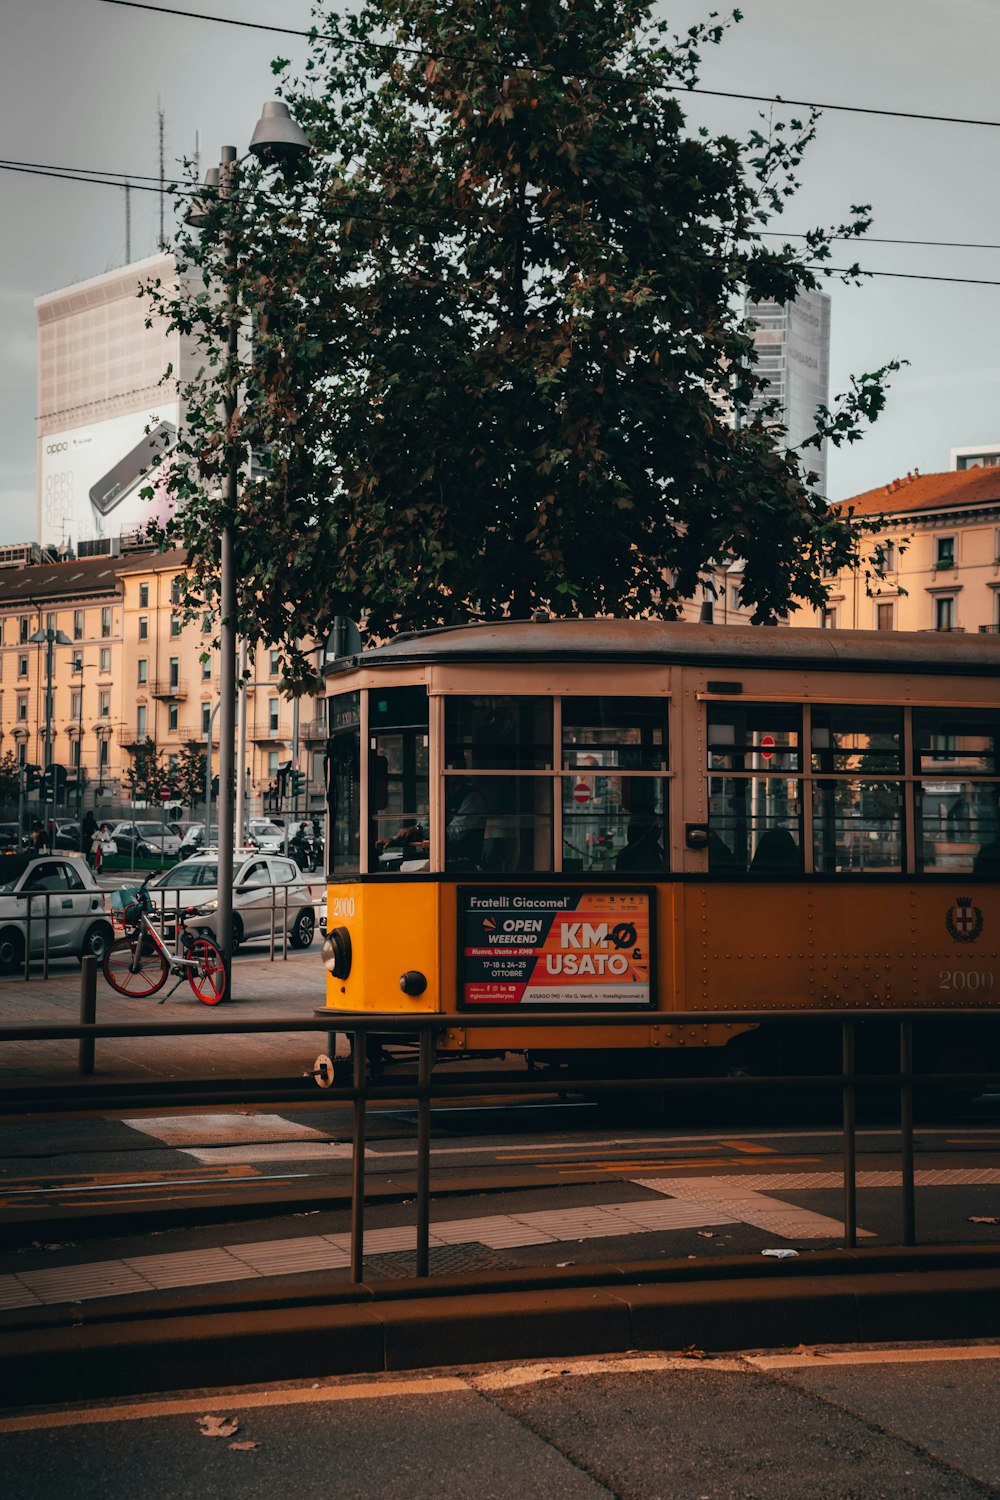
[187,937,227,1005]
[103,934,169,998]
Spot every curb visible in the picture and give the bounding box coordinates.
[3,1246,1000,1407]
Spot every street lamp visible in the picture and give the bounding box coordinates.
[71,656,92,820]
[30,625,71,838]
[187,101,310,996]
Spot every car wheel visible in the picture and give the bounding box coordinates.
[231,914,244,952]
[0,927,25,975]
[79,920,114,965]
[289,909,315,949]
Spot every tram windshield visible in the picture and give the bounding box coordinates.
[371,686,430,873]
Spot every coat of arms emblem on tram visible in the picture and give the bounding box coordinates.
[946,896,984,944]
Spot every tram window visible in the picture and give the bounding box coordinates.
[917,780,1000,874]
[708,776,801,875]
[707,704,801,772]
[813,781,903,874]
[562,697,668,872]
[444,773,553,874]
[326,692,361,876]
[913,709,999,776]
[369,686,430,875]
[445,696,551,769]
[811,706,902,773]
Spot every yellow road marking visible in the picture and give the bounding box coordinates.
[718,1139,777,1154]
[498,1144,720,1162]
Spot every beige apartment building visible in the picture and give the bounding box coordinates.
[0,545,324,817]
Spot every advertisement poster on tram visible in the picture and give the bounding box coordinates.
[458,889,653,1009]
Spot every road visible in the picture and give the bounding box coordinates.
[3,1346,1000,1498]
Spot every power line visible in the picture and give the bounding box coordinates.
[101,0,1000,132]
[6,155,1000,257]
[4,160,1000,285]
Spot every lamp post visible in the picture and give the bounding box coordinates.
[71,657,92,820]
[30,625,71,838]
[187,102,310,996]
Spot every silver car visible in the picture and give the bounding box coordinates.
[109,820,184,857]
[147,851,317,950]
[0,853,114,972]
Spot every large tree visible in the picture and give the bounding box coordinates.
[147,0,898,682]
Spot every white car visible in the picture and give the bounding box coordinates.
[109,820,183,857]
[147,850,317,950]
[0,853,114,972]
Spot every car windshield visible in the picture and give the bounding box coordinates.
[155,863,219,888]
[134,824,168,837]
[0,855,33,893]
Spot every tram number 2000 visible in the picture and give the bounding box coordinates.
[330,897,356,920]
[938,970,996,992]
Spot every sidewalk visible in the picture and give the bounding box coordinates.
[0,951,330,1083]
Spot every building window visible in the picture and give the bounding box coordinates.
[138,615,148,640]
[170,614,181,638]
[99,691,110,717]
[268,697,280,733]
[876,603,894,632]
[201,657,212,680]
[72,739,81,770]
[201,702,211,734]
[99,738,109,769]
[136,705,147,739]
[101,608,112,638]
[46,611,56,631]
[73,609,84,640]
[17,695,27,721]
[269,650,280,677]
[168,753,178,773]
[935,536,955,569]
[71,691,81,717]
[170,577,181,605]
[138,659,148,685]
[19,617,28,644]
[100,648,111,673]
[169,657,179,688]
[935,596,956,632]
[202,612,212,634]
[17,743,25,767]
[18,655,27,678]
[267,750,280,776]
[139,583,149,608]
[821,608,837,629]
[168,704,179,732]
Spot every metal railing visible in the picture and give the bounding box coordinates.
[4,880,323,980]
[2,997,998,1279]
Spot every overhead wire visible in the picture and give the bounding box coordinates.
[100,0,1000,132]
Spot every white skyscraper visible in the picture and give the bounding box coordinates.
[746,288,831,495]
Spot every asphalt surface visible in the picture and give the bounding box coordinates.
[3,1348,1000,1499]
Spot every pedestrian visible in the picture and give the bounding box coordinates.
[92,822,111,874]
[32,819,50,855]
[82,810,97,867]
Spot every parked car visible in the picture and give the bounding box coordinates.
[109,821,183,858]
[0,824,20,854]
[146,850,316,950]
[247,819,285,852]
[0,853,114,972]
[53,821,83,851]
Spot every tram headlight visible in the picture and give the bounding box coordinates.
[322,925,352,979]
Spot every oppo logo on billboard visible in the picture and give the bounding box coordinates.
[46,442,69,454]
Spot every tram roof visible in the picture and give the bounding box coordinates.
[326,618,1000,679]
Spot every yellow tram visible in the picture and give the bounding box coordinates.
[320,618,1000,1075]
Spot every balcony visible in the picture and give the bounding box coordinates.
[117,726,154,747]
[299,718,329,742]
[250,721,287,744]
[151,678,188,699]
[979,624,1000,634]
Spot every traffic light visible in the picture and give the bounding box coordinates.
[275,761,291,800]
[41,764,67,800]
[290,769,306,797]
[210,775,220,799]
[25,765,41,793]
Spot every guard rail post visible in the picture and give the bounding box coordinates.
[350,1024,367,1284]
[42,891,51,981]
[79,956,97,1075]
[415,1025,433,1278]
[22,894,32,981]
[842,1018,857,1249]
[900,1020,916,1246]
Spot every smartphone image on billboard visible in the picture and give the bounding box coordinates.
[89,421,177,516]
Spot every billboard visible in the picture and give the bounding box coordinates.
[40,404,180,548]
[458,888,654,1009]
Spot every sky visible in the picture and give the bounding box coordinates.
[2,0,1000,545]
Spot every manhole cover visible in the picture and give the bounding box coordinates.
[363,1243,519,1279]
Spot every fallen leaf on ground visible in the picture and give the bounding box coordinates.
[679,1346,707,1360]
[697,1232,715,1239]
[790,1344,824,1357]
[761,1248,799,1259]
[969,1217,998,1225]
[198,1415,239,1439]
[229,1441,258,1451]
